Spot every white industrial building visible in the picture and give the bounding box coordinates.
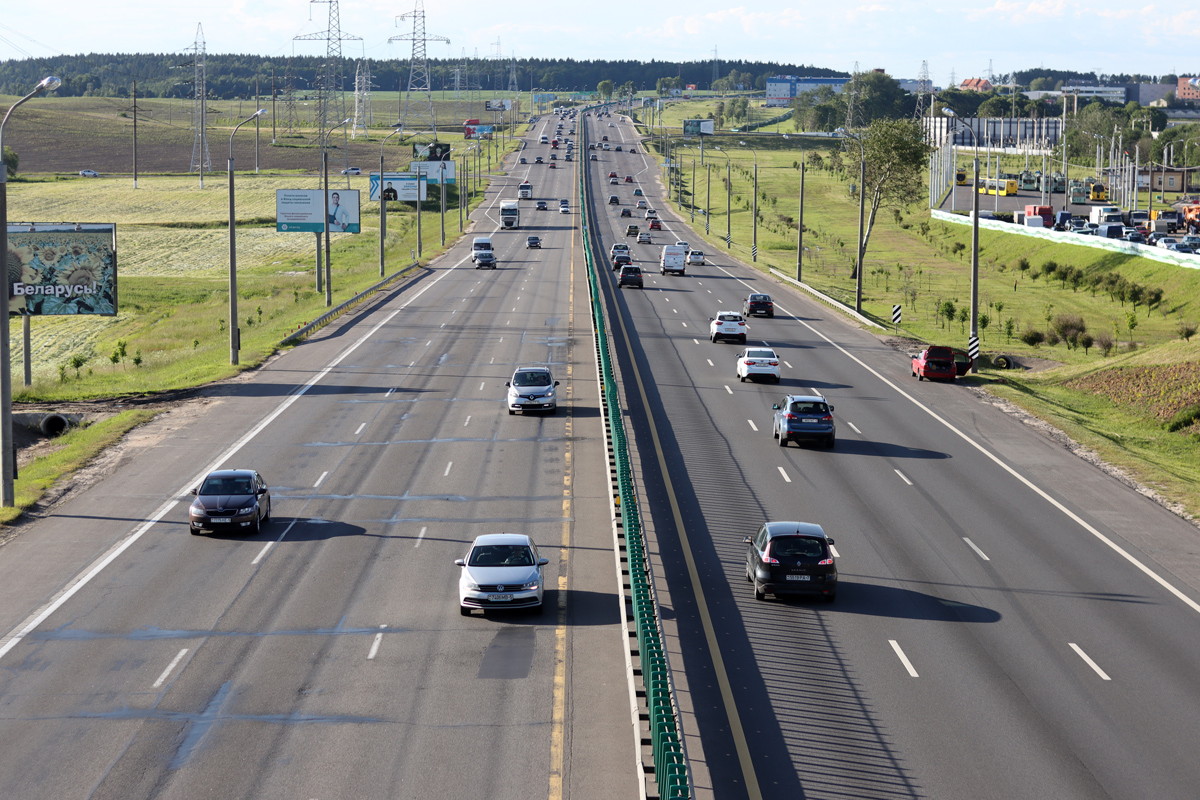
[765,76,850,107]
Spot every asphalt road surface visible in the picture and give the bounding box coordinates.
[581,111,1200,800]
[0,117,640,800]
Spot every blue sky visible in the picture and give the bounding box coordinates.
[1,0,1196,85]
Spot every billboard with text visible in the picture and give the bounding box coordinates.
[7,223,117,315]
[275,190,361,233]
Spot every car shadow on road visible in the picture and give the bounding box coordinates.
[822,439,951,459]
[764,580,1001,622]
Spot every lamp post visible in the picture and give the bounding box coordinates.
[739,141,759,261]
[379,123,405,278]
[713,146,732,248]
[227,108,266,366]
[321,118,352,307]
[0,75,61,507]
[797,158,806,283]
[944,108,980,373]
[836,127,867,313]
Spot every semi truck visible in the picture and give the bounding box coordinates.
[1150,209,1182,233]
[500,201,520,229]
[518,181,533,200]
[1089,205,1122,226]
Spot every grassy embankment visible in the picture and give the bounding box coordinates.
[636,103,1200,518]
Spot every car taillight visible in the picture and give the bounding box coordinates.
[737,321,746,326]
[768,361,778,366]
[818,557,833,565]
[818,414,832,421]
[761,554,779,565]
[784,413,799,421]
[743,360,754,366]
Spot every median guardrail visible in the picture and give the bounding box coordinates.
[577,111,691,800]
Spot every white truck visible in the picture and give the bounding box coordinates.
[659,244,687,276]
[517,181,533,200]
[500,201,520,229]
[1089,205,1122,226]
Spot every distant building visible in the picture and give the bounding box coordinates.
[1176,77,1200,102]
[765,75,850,107]
[1061,85,1127,103]
[959,78,993,93]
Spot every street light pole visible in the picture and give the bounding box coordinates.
[944,108,980,373]
[322,118,351,307]
[797,160,806,282]
[228,108,266,366]
[380,123,405,278]
[0,75,61,507]
[740,141,759,262]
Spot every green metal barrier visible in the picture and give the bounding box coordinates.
[576,117,693,799]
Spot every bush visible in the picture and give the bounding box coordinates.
[1096,332,1114,356]
[1080,333,1094,354]
[1020,328,1045,347]
[1178,321,1197,342]
[1052,314,1087,345]
[1045,330,1061,347]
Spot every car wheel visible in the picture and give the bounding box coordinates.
[767,312,774,318]
[745,567,754,583]
[739,335,747,344]
[917,373,924,381]
[773,375,781,383]
[459,605,472,616]
[777,432,787,447]
[710,334,717,342]
[508,409,516,415]
[754,582,767,601]
[190,526,202,536]
[249,512,260,535]
[262,498,271,523]
[738,374,745,382]
[771,425,779,439]
[826,435,836,449]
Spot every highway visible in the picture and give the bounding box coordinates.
[581,110,1200,799]
[0,115,640,799]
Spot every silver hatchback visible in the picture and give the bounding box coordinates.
[506,366,559,415]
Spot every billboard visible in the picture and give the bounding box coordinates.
[409,161,457,185]
[275,190,361,233]
[463,124,494,140]
[413,141,451,161]
[682,119,716,136]
[7,223,117,315]
[368,173,427,202]
[484,99,512,111]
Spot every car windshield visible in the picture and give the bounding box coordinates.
[514,371,551,387]
[201,476,253,495]
[719,314,741,322]
[768,537,827,559]
[468,544,535,567]
[746,349,775,359]
[750,295,770,302]
[790,402,827,415]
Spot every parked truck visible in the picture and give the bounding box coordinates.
[500,200,520,229]
[1151,209,1182,233]
[1180,204,1200,232]
[659,244,687,276]
[1095,222,1125,239]
[1089,205,1123,226]
[1023,205,1054,228]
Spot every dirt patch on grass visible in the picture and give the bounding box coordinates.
[1064,362,1200,425]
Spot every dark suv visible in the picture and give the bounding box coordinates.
[743,293,774,317]
[744,521,837,601]
[617,265,643,288]
[772,394,835,448]
[611,253,632,270]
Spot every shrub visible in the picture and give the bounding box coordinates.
[1052,314,1087,343]
[1020,328,1045,347]
[1177,321,1197,342]
[1080,333,1094,354]
[1045,330,1061,346]
[1095,332,1114,356]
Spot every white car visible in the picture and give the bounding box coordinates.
[506,365,559,414]
[644,209,658,219]
[686,250,705,266]
[78,169,100,178]
[559,205,570,214]
[709,311,748,343]
[455,533,549,615]
[609,243,630,258]
[735,347,781,383]
[340,167,362,175]
[636,199,649,209]
[636,232,652,244]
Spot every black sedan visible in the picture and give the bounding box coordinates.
[189,469,271,535]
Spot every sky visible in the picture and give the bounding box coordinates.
[2,0,1198,85]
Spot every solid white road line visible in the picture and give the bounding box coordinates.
[777,467,792,483]
[894,469,913,486]
[963,538,991,561]
[152,648,189,688]
[1069,643,1112,680]
[252,518,299,566]
[889,640,920,677]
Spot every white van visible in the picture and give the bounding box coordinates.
[538,135,549,144]
[471,237,493,262]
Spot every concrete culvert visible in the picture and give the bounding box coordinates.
[992,355,1013,370]
[39,414,72,437]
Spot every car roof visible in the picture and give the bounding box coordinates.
[205,468,256,478]
[470,533,534,547]
[514,365,551,374]
[783,393,828,404]
[761,521,828,539]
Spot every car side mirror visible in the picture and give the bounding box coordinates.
[742,536,753,543]
[538,558,550,566]
[258,487,267,495]
[771,404,781,410]
[454,558,466,567]
[828,405,835,412]
[505,381,511,387]
[825,537,835,545]
[191,487,199,495]
[554,381,560,386]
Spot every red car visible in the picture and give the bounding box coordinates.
[624,175,633,183]
[607,171,618,178]
[911,346,957,381]
[648,219,662,230]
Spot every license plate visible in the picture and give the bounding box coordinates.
[210,517,232,524]
[785,575,811,581]
[491,594,513,602]
[802,418,818,423]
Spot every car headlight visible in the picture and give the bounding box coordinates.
[542,389,555,399]
[520,579,540,591]
[189,501,205,515]
[464,580,481,591]
[237,504,256,516]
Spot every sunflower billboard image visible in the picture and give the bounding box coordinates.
[6,224,117,315]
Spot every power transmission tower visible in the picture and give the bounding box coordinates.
[390,0,449,133]
[295,0,361,156]
[914,60,932,120]
[185,24,211,175]
[712,46,719,88]
[281,57,300,136]
[352,59,374,138]
[507,57,519,94]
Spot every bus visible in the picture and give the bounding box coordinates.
[1089,182,1108,202]
[978,178,1018,196]
[1019,171,1040,191]
[955,170,969,186]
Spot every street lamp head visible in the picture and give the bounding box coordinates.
[941,107,957,117]
[37,76,62,93]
